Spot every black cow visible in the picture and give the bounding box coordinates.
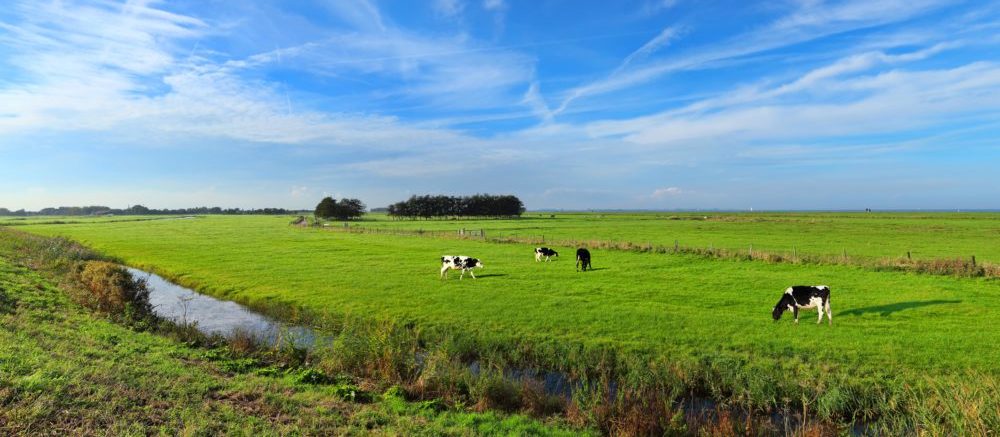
[440,255,484,280]
[535,247,559,262]
[575,248,592,272]
[772,285,832,325]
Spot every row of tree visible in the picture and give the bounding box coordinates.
[314,197,366,220]
[0,205,297,216]
[387,194,525,219]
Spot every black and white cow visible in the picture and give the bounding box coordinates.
[534,247,559,262]
[440,256,484,280]
[575,248,592,272]
[772,285,832,325]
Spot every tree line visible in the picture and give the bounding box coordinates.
[314,197,366,220]
[386,194,525,219]
[0,205,299,216]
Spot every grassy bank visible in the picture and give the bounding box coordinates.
[14,215,1000,433]
[0,228,590,436]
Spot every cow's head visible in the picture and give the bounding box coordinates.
[772,295,793,321]
[469,258,484,269]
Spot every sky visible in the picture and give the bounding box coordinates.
[1,0,999,211]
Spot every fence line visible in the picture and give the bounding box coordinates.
[313,223,999,279]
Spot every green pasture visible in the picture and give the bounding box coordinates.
[18,215,1000,382]
[350,211,1000,262]
[0,231,587,436]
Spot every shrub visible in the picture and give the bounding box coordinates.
[75,261,153,322]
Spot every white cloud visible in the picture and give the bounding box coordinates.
[321,0,386,32]
[651,187,682,198]
[483,0,505,11]
[587,62,1000,149]
[0,0,514,147]
[481,0,508,34]
[290,185,310,198]
[555,0,954,114]
[435,0,465,18]
[521,81,553,123]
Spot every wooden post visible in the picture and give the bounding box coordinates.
[674,240,679,253]
[907,251,911,260]
[972,255,976,266]
[793,246,797,259]
[749,244,753,257]
[843,248,847,259]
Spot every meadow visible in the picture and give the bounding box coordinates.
[0,228,588,436]
[353,211,1000,262]
[15,213,1000,433]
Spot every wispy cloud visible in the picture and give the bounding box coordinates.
[555,25,682,114]
[588,61,1000,149]
[555,0,954,114]
[0,0,521,147]
[434,0,465,19]
[321,0,386,32]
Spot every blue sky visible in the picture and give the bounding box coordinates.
[1,0,998,210]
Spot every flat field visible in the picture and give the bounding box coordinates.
[354,211,1000,262]
[0,232,585,435]
[15,213,1000,430]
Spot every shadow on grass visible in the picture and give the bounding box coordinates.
[840,300,962,317]
[473,273,508,278]
[578,267,609,272]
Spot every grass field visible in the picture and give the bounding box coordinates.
[350,211,1000,263]
[0,228,589,436]
[14,213,1000,432]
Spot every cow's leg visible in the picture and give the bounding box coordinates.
[826,300,833,326]
[793,307,799,324]
[535,253,541,262]
[440,265,449,279]
[469,269,477,279]
[817,305,824,324]
[460,269,466,280]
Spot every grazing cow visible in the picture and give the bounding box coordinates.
[440,255,484,280]
[575,248,592,272]
[534,247,559,262]
[772,285,832,325]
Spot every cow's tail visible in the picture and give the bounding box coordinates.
[824,288,832,325]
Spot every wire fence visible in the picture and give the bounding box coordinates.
[311,222,999,279]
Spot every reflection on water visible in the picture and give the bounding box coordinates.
[128,267,315,348]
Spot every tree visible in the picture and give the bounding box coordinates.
[314,197,366,220]
[314,197,338,219]
[385,194,524,219]
[337,198,366,220]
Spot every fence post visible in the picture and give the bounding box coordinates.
[749,244,753,257]
[793,246,797,259]
[972,255,977,266]
[907,251,911,260]
[843,248,847,259]
[674,240,679,253]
